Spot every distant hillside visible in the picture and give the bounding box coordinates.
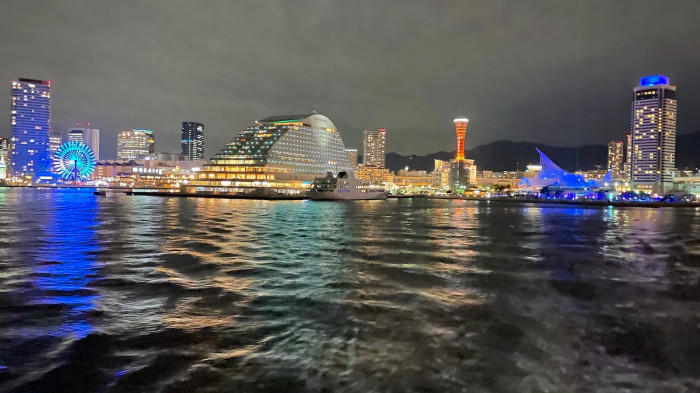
[386,130,700,172]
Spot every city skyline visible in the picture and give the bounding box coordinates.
[1,1,699,158]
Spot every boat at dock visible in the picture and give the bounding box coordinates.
[308,171,386,200]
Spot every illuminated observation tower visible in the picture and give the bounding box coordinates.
[453,118,469,160]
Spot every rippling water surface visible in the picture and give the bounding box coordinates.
[1,188,700,392]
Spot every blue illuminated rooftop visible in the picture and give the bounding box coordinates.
[640,75,669,86]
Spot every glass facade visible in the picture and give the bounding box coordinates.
[67,125,100,160]
[117,129,154,160]
[181,122,205,160]
[631,76,676,194]
[10,78,51,177]
[188,113,353,194]
[607,140,624,179]
[362,128,387,168]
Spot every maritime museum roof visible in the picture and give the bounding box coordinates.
[258,113,337,130]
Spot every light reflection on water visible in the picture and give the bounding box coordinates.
[0,188,699,392]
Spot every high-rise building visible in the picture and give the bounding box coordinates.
[181,122,204,160]
[0,137,10,180]
[432,159,450,189]
[607,140,624,179]
[117,129,154,160]
[67,122,100,160]
[631,75,677,194]
[10,78,51,177]
[624,133,632,181]
[362,128,387,168]
[345,148,358,168]
[49,132,63,156]
[189,113,352,195]
[49,131,63,174]
[453,118,469,160]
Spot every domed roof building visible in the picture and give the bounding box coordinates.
[187,113,353,195]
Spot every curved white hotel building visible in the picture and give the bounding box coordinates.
[187,113,353,195]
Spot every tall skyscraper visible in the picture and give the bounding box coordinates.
[624,133,632,181]
[362,128,387,168]
[631,75,677,194]
[181,122,205,160]
[345,148,358,168]
[67,122,100,160]
[0,137,10,180]
[10,78,51,177]
[607,140,624,179]
[453,118,469,160]
[117,129,154,160]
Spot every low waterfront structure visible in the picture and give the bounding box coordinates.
[355,164,392,187]
[520,148,612,192]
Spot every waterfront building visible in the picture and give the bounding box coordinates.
[631,75,677,194]
[362,128,387,168]
[186,113,353,195]
[392,169,432,190]
[181,122,205,160]
[10,78,51,177]
[355,164,392,186]
[0,137,10,179]
[624,133,632,180]
[673,174,700,197]
[476,171,521,189]
[607,140,624,179]
[67,123,100,160]
[156,152,186,162]
[345,148,358,168]
[432,159,450,189]
[520,148,612,191]
[117,129,155,160]
[449,159,476,191]
[49,132,63,174]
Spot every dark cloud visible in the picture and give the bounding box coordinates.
[2,0,699,158]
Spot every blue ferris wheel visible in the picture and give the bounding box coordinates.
[54,141,97,181]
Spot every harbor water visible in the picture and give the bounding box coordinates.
[1,188,699,392]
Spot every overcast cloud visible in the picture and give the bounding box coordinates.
[2,0,699,159]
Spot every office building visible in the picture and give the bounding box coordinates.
[0,137,10,180]
[10,78,51,177]
[188,113,353,195]
[449,159,476,191]
[49,132,63,157]
[67,123,100,160]
[181,122,204,160]
[345,148,358,168]
[355,164,391,186]
[117,129,154,160]
[362,128,387,168]
[432,159,450,189]
[630,75,677,194]
[156,152,186,162]
[607,140,624,179]
[624,133,632,181]
[49,132,63,174]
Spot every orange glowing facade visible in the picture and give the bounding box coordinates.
[453,118,468,160]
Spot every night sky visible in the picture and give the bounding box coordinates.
[2,0,699,159]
